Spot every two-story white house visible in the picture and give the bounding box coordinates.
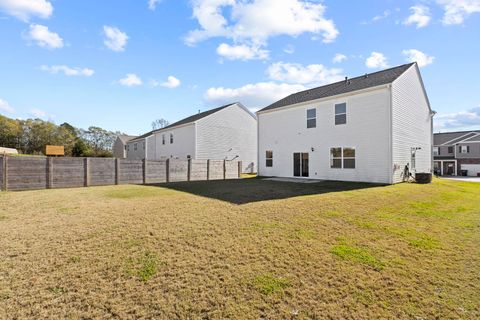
[257,63,434,184]
[126,102,258,173]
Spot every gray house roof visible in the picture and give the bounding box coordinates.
[434,130,480,145]
[117,135,137,144]
[128,102,241,143]
[259,63,416,113]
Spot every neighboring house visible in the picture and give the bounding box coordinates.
[433,130,480,176]
[126,103,258,172]
[112,135,137,158]
[257,62,434,184]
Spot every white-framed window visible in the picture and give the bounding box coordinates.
[306,108,316,128]
[459,145,470,153]
[266,150,273,167]
[330,147,356,169]
[335,103,347,125]
[162,134,165,145]
[433,147,439,156]
[170,133,174,144]
[134,143,138,151]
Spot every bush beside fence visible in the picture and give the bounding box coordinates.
[0,156,241,191]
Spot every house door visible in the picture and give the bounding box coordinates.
[443,161,455,176]
[293,153,309,177]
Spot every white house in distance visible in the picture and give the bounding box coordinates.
[112,135,136,158]
[126,102,258,172]
[257,62,434,184]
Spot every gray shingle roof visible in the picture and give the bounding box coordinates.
[434,130,480,145]
[117,135,137,143]
[259,63,415,112]
[128,103,236,142]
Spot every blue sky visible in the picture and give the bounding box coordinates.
[0,0,479,135]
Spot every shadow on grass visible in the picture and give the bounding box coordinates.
[151,178,383,205]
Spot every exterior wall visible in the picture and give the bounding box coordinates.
[458,159,480,176]
[455,142,480,159]
[196,104,257,173]
[150,124,196,160]
[258,87,392,184]
[126,139,147,160]
[112,138,127,158]
[391,65,432,183]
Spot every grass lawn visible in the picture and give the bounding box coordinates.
[0,178,479,319]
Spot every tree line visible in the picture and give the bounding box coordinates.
[0,114,121,157]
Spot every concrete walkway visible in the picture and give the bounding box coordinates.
[441,177,480,183]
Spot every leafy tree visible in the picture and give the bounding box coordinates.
[72,139,90,157]
[151,118,170,130]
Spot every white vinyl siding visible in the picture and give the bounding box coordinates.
[258,87,392,183]
[196,104,257,173]
[391,64,432,183]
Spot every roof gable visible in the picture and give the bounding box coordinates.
[434,130,480,145]
[258,63,415,113]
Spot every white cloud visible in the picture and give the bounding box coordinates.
[365,52,389,69]
[0,0,53,21]
[103,26,128,52]
[26,24,63,49]
[185,0,339,52]
[30,108,47,118]
[118,74,142,87]
[267,62,343,85]
[216,43,269,61]
[0,98,15,114]
[40,65,94,77]
[437,0,480,25]
[403,5,431,28]
[332,53,347,64]
[160,76,181,89]
[402,49,435,67]
[372,10,391,22]
[148,0,161,10]
[435,106,480,130]
[204,82,306,108]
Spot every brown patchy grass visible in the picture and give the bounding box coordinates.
[0,178,479,319]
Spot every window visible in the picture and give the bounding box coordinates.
[330,147,355,169]
[448,146,453,153]
[433,147,439,156]
[343,148,356,169]
[170,133,174,144]
[306,108,316,128]
[335,103,347,125]
[134,143,138,151]
[266,150,273,167]
[330,148,342,168]
[162,134,165,145]
[411,151,416,171]
[459,145,469,153]
[127,145,130,151]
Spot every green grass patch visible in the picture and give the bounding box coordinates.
[126,251,163,282]
[253,274,291,295]
[104,186,165,199]
[331,244,384,271]
[408,236,440,249]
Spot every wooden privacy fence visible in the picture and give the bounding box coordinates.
[0,156,242,191]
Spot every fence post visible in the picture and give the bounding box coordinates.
[115,158,120,185]
[238,161,242,179]
[46,157,53,189]
[187,158,192,181]
[206,159,210,181]
[223,160,227,180]
[84,158,90,187]
[143,159,147,184]
[1,156,7,191]
[166,158,170,183]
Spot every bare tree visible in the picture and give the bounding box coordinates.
[151,118,170,130]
